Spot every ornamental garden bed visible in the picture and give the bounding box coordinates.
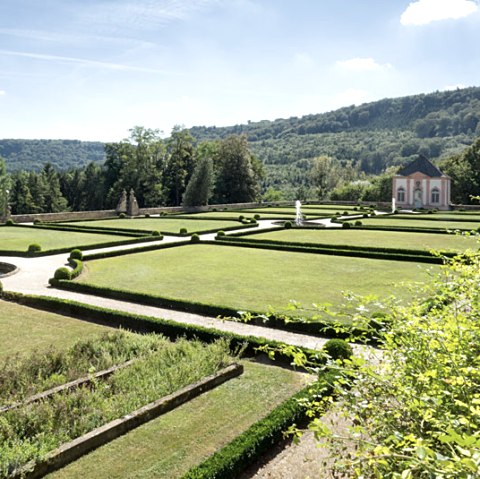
[54,218,250,235]
[0,332,236,478]
[357,216,480,231]
[69,243,436,321]
[0,226,143,255]
[244,228,476,253]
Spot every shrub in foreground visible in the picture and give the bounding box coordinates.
[27,243,41,254]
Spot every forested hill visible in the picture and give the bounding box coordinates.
[190,86,480,174]
[0,139,105,172]
[1,87,479,179]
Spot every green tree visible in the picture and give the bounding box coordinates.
[214,135,262,204]
[164,126,196,206]
[182,156,214,207]
[41,163,69,212]
[9,171,35,214]
[0,158,10,219]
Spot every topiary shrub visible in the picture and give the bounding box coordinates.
[191,233,200,243]
[427,209,434,214]
[33,219,42,225]
[363,213,369,218]
[254,214,261,220]
[331,216,338,221]
[238,215,245,221]
[342,222,351,229]
[0,281,3,297]
[212,208,218,212]
[54,267,72,281]
[354,220,362,226]
[119,212,126,219]
[343,211,349,215]
[69,249,83,261]
[27,244,42,254]
[353,207,358,211]
[217,230,225,237]
[284,221,292,229]
[5,219,14,226]
[144,213,150,218]
[323,338,353,361]
[394,209,399,214]
[370,211,376,216]
[152,230,161,237]
[160,211,167,216]
[180,227,188,235]
[250,219,258,224]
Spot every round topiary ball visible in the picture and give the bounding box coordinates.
[180,227,188,235]
[191,233,200,243]
[323,338,353,361]
[152,230,161,237]
[119,212,126,219]
[238,215,245,221]
[27,243,42,254]
[284,221,292,229]
[342,222,351,229]
[69,249,83,261]
[54,267,72,280]
[5,219,14,226]
[254,214,261,220]
[217,230,226,237]
[354,220,362,226]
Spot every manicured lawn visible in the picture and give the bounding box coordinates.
[359,217,480,230]
[250,228,477,252]
[46,361,306,479]
[395,213,480,221]
[0,301,114,358]
[63,218,243,234]
[77,244,437,315]
[0,226,138,252]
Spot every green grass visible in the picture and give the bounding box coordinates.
[395,213,480,221]
[250,228,477,252]
[359,217,480,230]
[77,244,437,315]
[63,218,243,234]
[46,361,306,479]
[0,227,138,252]
[0,300,114,358]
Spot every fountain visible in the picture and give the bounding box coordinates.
[295,200,304,226]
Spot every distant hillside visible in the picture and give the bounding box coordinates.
[190,87,480,194]
[0,139,105,172]
[1,88,479,195]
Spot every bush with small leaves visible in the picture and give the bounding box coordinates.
[5,219,14,226]
[27,244,41,254]
[284,221,292,229]
[54,267,72,280]
[212,208,218,212]
[342,222,351,229]
[238,215,245,221]
[69,249,83,261]
[144,213,150,218]
[33,219,42,225]
[323,338,353,361]
[160,211,167,216]
[363,213,369,218]
[119,212,126,219]
[180,227,188,235]
[354,220,362,226]
[152,230,161,237]
[191,233,200,243]
[254,214,261,220]
[343,211,349,215]
[217,230,225,237]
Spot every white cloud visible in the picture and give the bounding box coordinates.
[0,90,5,96]
[335,57,392,72]
[400,0,478,26]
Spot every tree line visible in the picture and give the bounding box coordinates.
[0,128,264,215]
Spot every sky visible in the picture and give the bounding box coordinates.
[0,0,479,141]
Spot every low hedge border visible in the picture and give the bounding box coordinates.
[181,380,331,479]
[0,293,327,365]
[213,237,445,264]
[343,224,478,234]
[215,235,456,260]
[48,272,372,341]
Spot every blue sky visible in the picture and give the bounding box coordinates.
[0,0,479,141]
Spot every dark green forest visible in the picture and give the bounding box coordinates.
[1,87,480,213]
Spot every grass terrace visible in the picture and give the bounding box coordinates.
[249,228,477,253]
[46,361,306,479]
[0,300,114,358]
[76,244,436,318]
[61,218,245,234]
[0,226,139,253]
[358,216,480,231]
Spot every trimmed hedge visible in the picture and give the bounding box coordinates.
[182,381,332,479]
[1,293,326,366]
[214,236,448,264]
[49,267,374,341]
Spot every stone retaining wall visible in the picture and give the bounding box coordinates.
[10,363,243,479]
